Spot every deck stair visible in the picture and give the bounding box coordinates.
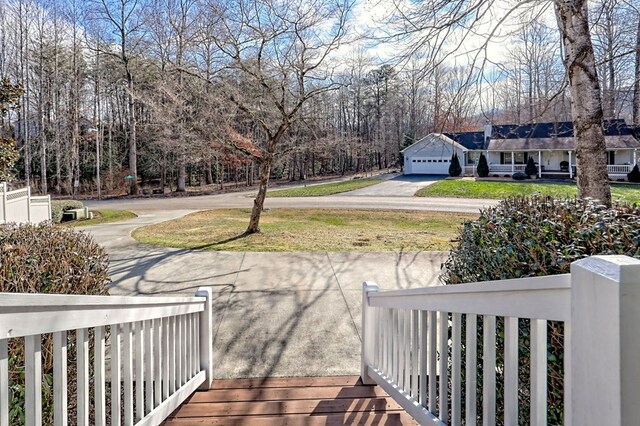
[163,375,417,425]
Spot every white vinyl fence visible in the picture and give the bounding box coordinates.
[0,288,213,426]
[361,255,640,425]
[0,182,51,224]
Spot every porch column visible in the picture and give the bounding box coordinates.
[511,152,515,173]
[538,151,542,178]
[634,149,637,166]
[569,151,573,179]
[462,151,466,175]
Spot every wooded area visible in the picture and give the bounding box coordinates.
[0,0,639,202]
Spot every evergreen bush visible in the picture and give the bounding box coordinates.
[1,223,109,424]
[525,156,538,177]
[448,153,462,177]
[628,164,640,183]
[442,196,640,423]
[477,153,489,177]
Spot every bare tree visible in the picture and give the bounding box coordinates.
[89,0,147,195]
[209,0,351,233]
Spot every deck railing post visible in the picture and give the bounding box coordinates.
[569,255,640,425]
[196,287,213,390]
[361,281,379,385]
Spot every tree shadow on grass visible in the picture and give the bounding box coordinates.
[191,232,253,250]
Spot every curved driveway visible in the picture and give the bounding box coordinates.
[85,187,497,215]
[83,179,497,379]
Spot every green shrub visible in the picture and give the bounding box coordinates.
[477,153,489,177]
[51,199,84,223]
[449,153,462,177]
[628,164,640,183]
[0,223,109,424]
[442,196,640,284]
[442,196,640,424]
[525,156,538,177]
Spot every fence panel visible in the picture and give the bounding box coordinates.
[0,183,51,224]
[30,195,51,223]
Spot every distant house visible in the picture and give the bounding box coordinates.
[402,119,640,179]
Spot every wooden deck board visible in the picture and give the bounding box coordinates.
[163,412,417,425]
[163,376,417,425]
[189,385,390,403]
[209,376,363,390]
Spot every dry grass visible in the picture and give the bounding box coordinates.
[132,208,477,252]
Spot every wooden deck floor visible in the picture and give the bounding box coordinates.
[163,376,418,425]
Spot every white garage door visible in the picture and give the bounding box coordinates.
[410,157,450,174]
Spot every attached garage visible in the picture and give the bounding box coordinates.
[402,134,468,175]
[408,157,450,174]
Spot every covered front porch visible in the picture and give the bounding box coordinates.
[461,149,638,179]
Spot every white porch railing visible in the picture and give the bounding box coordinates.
[462,166,476,176]
[361,255,640,425]
[0,182,51,224]
[488,164,526,173]
[607,164,632,174]
[0,288,213,426]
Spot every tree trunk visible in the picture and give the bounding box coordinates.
[55,133,61,194]
[246,156,272,234]
[127,74,140,195]
[206,161,213,185]
[555,0,611,206]
[633,13,640,125]
[39,117,47,195]
[177,157,186,192]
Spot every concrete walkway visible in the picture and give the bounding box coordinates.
[84,211,449,379]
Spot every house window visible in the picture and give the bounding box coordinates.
[467,152,479,165]
[608,151,615,165]
[500,152,528,164]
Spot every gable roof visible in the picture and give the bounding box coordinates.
[445,119,640,151]
[400,133,469,154]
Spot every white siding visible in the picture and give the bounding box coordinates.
[404,134,465,175]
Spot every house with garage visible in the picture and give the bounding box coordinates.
[402,119,640,179]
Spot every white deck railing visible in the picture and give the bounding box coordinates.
[361,255,640,425]
[488,164,526,173]
[0,182,51,224]
[462,166,476,176]
[0,288,213,426]
[607,164,632,174]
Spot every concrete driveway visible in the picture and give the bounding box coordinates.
[84,210,450,379]
[82,184,496,379]
[85,187,497,215]
[338,174,445,197]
